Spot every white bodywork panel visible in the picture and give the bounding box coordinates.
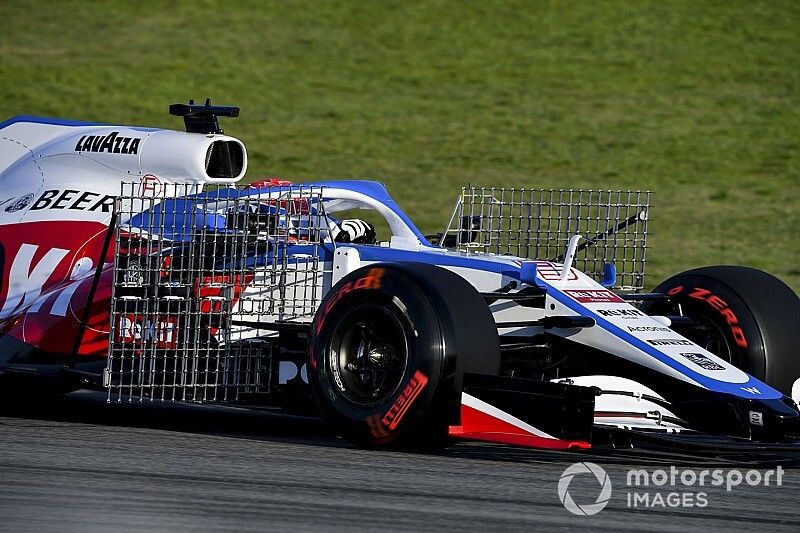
[554,375,684,431]
[0,120,247,224]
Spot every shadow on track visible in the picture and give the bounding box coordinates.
[3,389,799,468]
[0,389,343,446]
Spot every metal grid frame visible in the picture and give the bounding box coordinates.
[107,182,329,403]
[441,187,651,290]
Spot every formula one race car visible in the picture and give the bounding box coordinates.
[1,101,799,452]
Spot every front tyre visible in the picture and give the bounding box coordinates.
[653,266,800,395]
[308,263,500,449]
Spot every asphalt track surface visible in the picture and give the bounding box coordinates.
[2,391,799,532]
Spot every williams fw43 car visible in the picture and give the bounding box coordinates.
[1,101,799,453]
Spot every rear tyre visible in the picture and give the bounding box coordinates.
[652,266,800,395]
[308,263,500,449]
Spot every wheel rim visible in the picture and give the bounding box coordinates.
[681,314,739,366]
[328,305,410,406]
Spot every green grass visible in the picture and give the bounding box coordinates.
[1,0,798,290]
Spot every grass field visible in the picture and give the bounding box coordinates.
[1,0,798,290]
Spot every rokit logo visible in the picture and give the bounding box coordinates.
[116,315,179,349]
[596,308,644,318]
[74,131,141,154]
[564,289,624,304]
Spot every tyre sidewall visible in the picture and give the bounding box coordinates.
[309,266,449,446]
[654,266,800,395]
[654,274,766,381]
